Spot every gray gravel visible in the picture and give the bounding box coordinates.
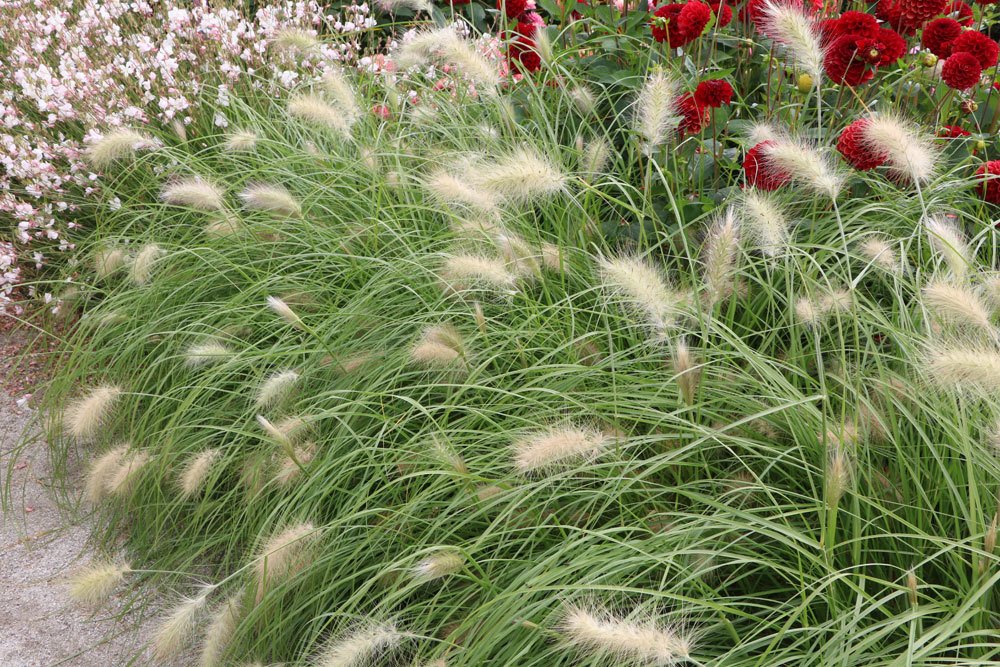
[0,328,150,666]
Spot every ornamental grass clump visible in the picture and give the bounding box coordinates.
[32,8,1000,665]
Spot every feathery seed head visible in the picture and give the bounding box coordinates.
[94,247,126,280]
[153,590,211,661]
[266,295,304,329]
[185,340,233,368]
[469,147,566,203]
[239,183,302,217]
[255,522,318,602]
[106,450,150,497]
[672,339,701,406]
[411,549,466,582]
[130,243,164,285]
[68,561,131,607]
[64,384,122,440]
[925,345,1000,392]
[178,448,222,498]
[922,280,993,333]
[313,622,403,667]
[558,602,694,665]
[858,236,900,273]
[740,189,790,257]
[440,253,517,294]
[635,69,680,154]
[161,178,226,211]
[760,137,843,198]
[426,170,499,213]
[569,86,597,115]
[205,211,245,238]
[85,129,154,169]
[322,69,361,124]
[395,28,499,92]
[925,215,969,279]
[255,370,301,410]
[701,207,740,307]
[199,593,243,667]
[582,136,612,177]
[85,445,128,504]
[274,27,319,51]
[826,442,852,506]
[759,1,825,81]
[411,324,467,368]
[224,129,259,152]
[861,115,937,184]
[513,424,611,474]
[289,93,351,136]
[598,254,683,333]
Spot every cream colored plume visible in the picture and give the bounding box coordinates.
[634,69,679,154]
[759,1,824,81]
[161,178,226,211]
[64,384,123,440]
[313,622,403,667]
[68,561,131,607]
[411,549,466,583]
[84,445,129,504]
[130,243,164,285]
[239,183,302,217]
[410,324,468,369]
[254,522,318,602]
[85,129,154,169]
[395,28,499,92]
[513,424,611,474]
[925,215,970,279]
[178,448,222,498]
[152,590,211,661]
[440,253,517,294]
[224,129,259,152]
[289,94,351,137]
[597,254,684,333]
[922,280,993,334]
[701,207,740,306]
[558,602,694,665]
[861,115,937,184]
[468,147,567,203]
[740,190,791,257]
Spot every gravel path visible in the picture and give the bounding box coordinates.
[0,325,150,666]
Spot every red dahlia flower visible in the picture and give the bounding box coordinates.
[877,0,943,34]
[938,124,972,137]
[743,141,792,190]
[651,2,712,47]
[836,119,886,170]
[677,94,710,135]
[951,30,1000,68]
[941,51,983,89]
[946,0,975,25]
[498,0,535,19]
[898,0,947,30]
[694,79,734,107]
[826,10,880,41]
[977,160,1000,203]
[922,18,963,57]
[824,28,905,85]
[709,1,733,26]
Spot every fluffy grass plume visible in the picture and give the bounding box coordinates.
[313,622,403,667]
[862,115,937,184]
[759,1,824,81]
[425,170,498,212]
[93,247,126,280]
[161,177,226,211]
[701,207,740,306]
[440,253,517,293]
[199,593,243,667]
[469,147,566,203]
[395,28,499,91]
[255,369,301,409]
[740,190,790,257]
[513,424,611,474]
[925,346,1000,392]
[84,444,128,503]
[130,243,164,285]
[178,448,222,498]
[85,128,153,169]
[825,442,852,506]
[152,590,210,661]
[255,522,318,602]
[289,93,351,136]
[239,183,302,217]
[267,295,305,329]
[68,561,131,607]
[410,323,468,368]
[925,215,970,279]
[322,69,361,124]
[858,236,900,273]
[185,340,233,368]
[761,136,843,198]
[558,602,694,666]
[224,129,259,152]
[922,280,993,333]
[411,549,466,583]
[107,449,151,497]
[635,68,679,154]
[64,384,122,440]
[597,254,683,333]
[273,27,319,51]
[672,339,700,406]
